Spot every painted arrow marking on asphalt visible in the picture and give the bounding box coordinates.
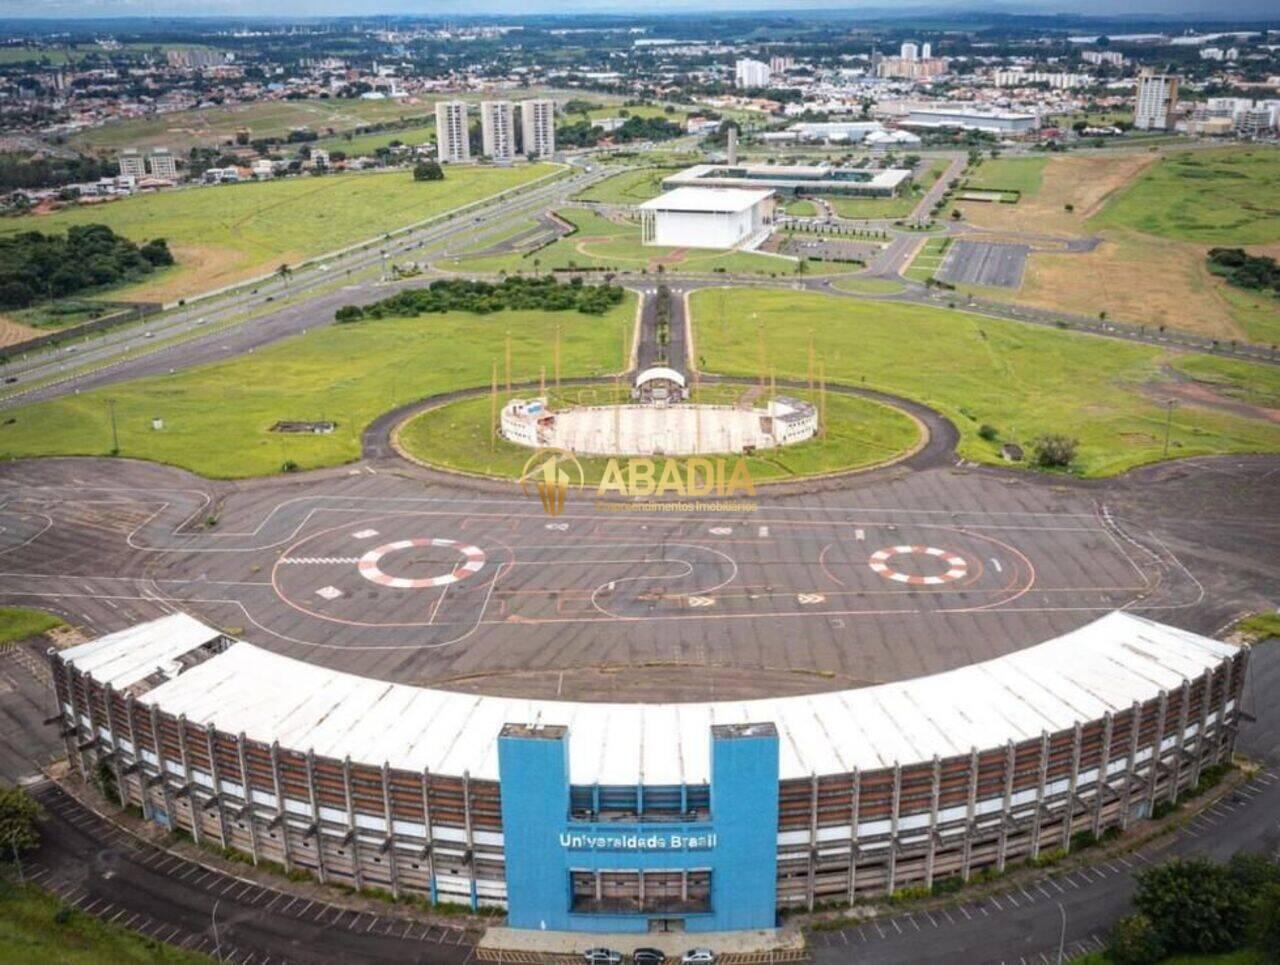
[687,596,716,608]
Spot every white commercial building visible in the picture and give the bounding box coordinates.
[901,107,1039,134]
[638,186,774,250]
[735,58,771,89]
[900,42,919,61]
[480,100,516,161]
[664,162,912,198]
[435,100,471,162]
[788,120,884,143]
[520,98,556,157]
[1135,69,1179,131]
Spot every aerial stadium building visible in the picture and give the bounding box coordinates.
[51,611,1246,934]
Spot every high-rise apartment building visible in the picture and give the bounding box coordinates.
[480,101,516,160]
[734,58,771,89]
[435,100,472,162]
[520,99,556,158]
[900,42,919,61]
[1134,69,1179,131]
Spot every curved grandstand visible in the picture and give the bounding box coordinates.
[52,610,1247,934]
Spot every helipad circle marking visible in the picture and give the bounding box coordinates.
[357,538,486,589]
[868,545,969,586]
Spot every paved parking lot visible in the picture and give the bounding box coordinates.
[936,240,1029,289]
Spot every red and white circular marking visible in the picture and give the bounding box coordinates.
[357,538,486,589]
[868,545,968,586]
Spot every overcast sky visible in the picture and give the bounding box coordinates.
[4,0,1277,19]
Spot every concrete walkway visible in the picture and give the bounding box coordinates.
[482,924,806,958]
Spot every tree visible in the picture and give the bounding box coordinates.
[276,263,292,290]
[1031,434,1078,469]
[1108,913,1166,965]
[413,160,444,181]
[0,785,41,870]
[1134,858,1251,955]
[1250,882,1280,961]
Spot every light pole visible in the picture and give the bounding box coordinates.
[1057,902,1067,964]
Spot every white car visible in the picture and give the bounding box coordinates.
[681,950,715,965]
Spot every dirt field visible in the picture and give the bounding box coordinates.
[959,152,1156,237]
[0,316,41,349]
[1019,232,1250,340]
[961,152,1270,340]
[112,244,295,303]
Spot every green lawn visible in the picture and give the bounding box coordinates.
[573,168,679,205]
[965,156,1047,196]
[784,199,819,218]
[0,164,559,300]
[70,97,452,154]
[831,277,906,295]
[1090,148,1280,245]
[691,288,1280,477]
[1217,283,1280,348]
[1237,612,1280,641]
[397,386,921,484]
[826,194,919,220]
[0,878,210,963]
[313,122,435,158]
[442,208,803,276]
[0,607,63,646]
[0,299,632,478]
[904,237,950,283]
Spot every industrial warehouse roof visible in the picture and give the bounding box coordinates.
[64,612,1236,786]
[638,186,775,214]
[59,612,224,691]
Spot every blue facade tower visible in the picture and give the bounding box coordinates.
[497,721,779,933]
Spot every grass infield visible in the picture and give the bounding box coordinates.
[395,385,922,485]
[0,607,64,647]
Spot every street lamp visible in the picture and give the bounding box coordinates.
[1057,902,1067,964]
[212,897,223,963]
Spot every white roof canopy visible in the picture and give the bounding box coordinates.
[64,611,1236,786]
[639,186,775,214]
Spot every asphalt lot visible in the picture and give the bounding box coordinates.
[935,240,1030,289]
[27,780,477,965]
[1,450,1274,701]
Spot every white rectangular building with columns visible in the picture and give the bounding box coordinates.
[638,186,774,250]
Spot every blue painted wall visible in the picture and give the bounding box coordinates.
[497,722,779,933]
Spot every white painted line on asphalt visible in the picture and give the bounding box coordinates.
[959,905,972,920]
[1005,892,1020,907]
[1116,856,1134,869]
[109,909,128,923]
[891,918,903,934]
[1063,875,1081,889]
[80,897,104,913]
[907,914,920,931]
[926,911,938,927]
[990,895,1004,910]
[124,913,141,928]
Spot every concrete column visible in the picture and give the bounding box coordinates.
[1146,691,1169,812]
[204,724,229,849]
[342,756,363,889]
[1060,722,1083,852]
[1119,700,1142,830]
[1189,670,1214,787]
[51,655,77,772]
[463,770,478,911]
[421,768,438,905]
[1092,713,1114,838]
[269,741,292,872]
[925,756,941,889]
[236,732,259,865]
[1030,731,1049,859]
[65,666,87,778]
[381,762,400,899]
[886,762,902,896]
[996,741,1015,873]
[149,704,174,827]
[806,773,819,912]
[1168,680,1192,800]
[175,714,203,846]
[1216,654,1236,764]
[124,694,148,817]
[304,749,327,884]
[845,768,860,906]
[961,747,978,881]
[101,683,127,808]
